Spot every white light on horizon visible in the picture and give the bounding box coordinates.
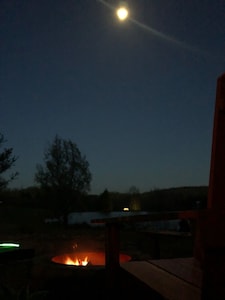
[123,207,129,211]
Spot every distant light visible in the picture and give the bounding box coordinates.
[123,207,129,211]
[116,6,129,21]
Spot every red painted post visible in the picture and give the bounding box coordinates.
[195,73,225,299]
[207,72,225,209]
[194,74,225,260]
[194,73,225,258]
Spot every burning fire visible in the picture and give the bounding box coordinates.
[52,251,131,267]
[64,256,88,266]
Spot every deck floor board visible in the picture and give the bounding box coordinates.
[121,257,202,300]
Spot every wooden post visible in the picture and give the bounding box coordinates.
[194,73,225,260]
[207,72,225,209]
[105,222,120,289]
[193,73,225,298]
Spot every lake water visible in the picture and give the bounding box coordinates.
[67,211,180,231]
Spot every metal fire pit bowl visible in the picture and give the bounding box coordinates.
[47,252,132,297]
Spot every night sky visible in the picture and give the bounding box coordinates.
[1,0,225,195]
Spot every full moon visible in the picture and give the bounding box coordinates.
[116,6,129,21]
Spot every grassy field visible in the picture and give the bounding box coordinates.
[0,204,194,259]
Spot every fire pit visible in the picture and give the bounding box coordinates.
[51,251,131,267]
[50,251,131,289]
[46,251,132,298]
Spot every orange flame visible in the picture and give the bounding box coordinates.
[64,256,88,266]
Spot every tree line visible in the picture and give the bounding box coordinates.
[0,132,208,224]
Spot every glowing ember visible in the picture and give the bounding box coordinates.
[64,256,88,266]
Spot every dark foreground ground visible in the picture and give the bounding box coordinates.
[0,225,170,299]
[0,207,193,299]
[39,265,164,300]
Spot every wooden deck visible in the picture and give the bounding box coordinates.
[121,257,202,300]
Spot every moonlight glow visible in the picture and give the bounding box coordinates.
[116,6,129,21]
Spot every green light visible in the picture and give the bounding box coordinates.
[0,243,20,247]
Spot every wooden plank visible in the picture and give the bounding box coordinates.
[121,260,201,300]
[148,257,202,288]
